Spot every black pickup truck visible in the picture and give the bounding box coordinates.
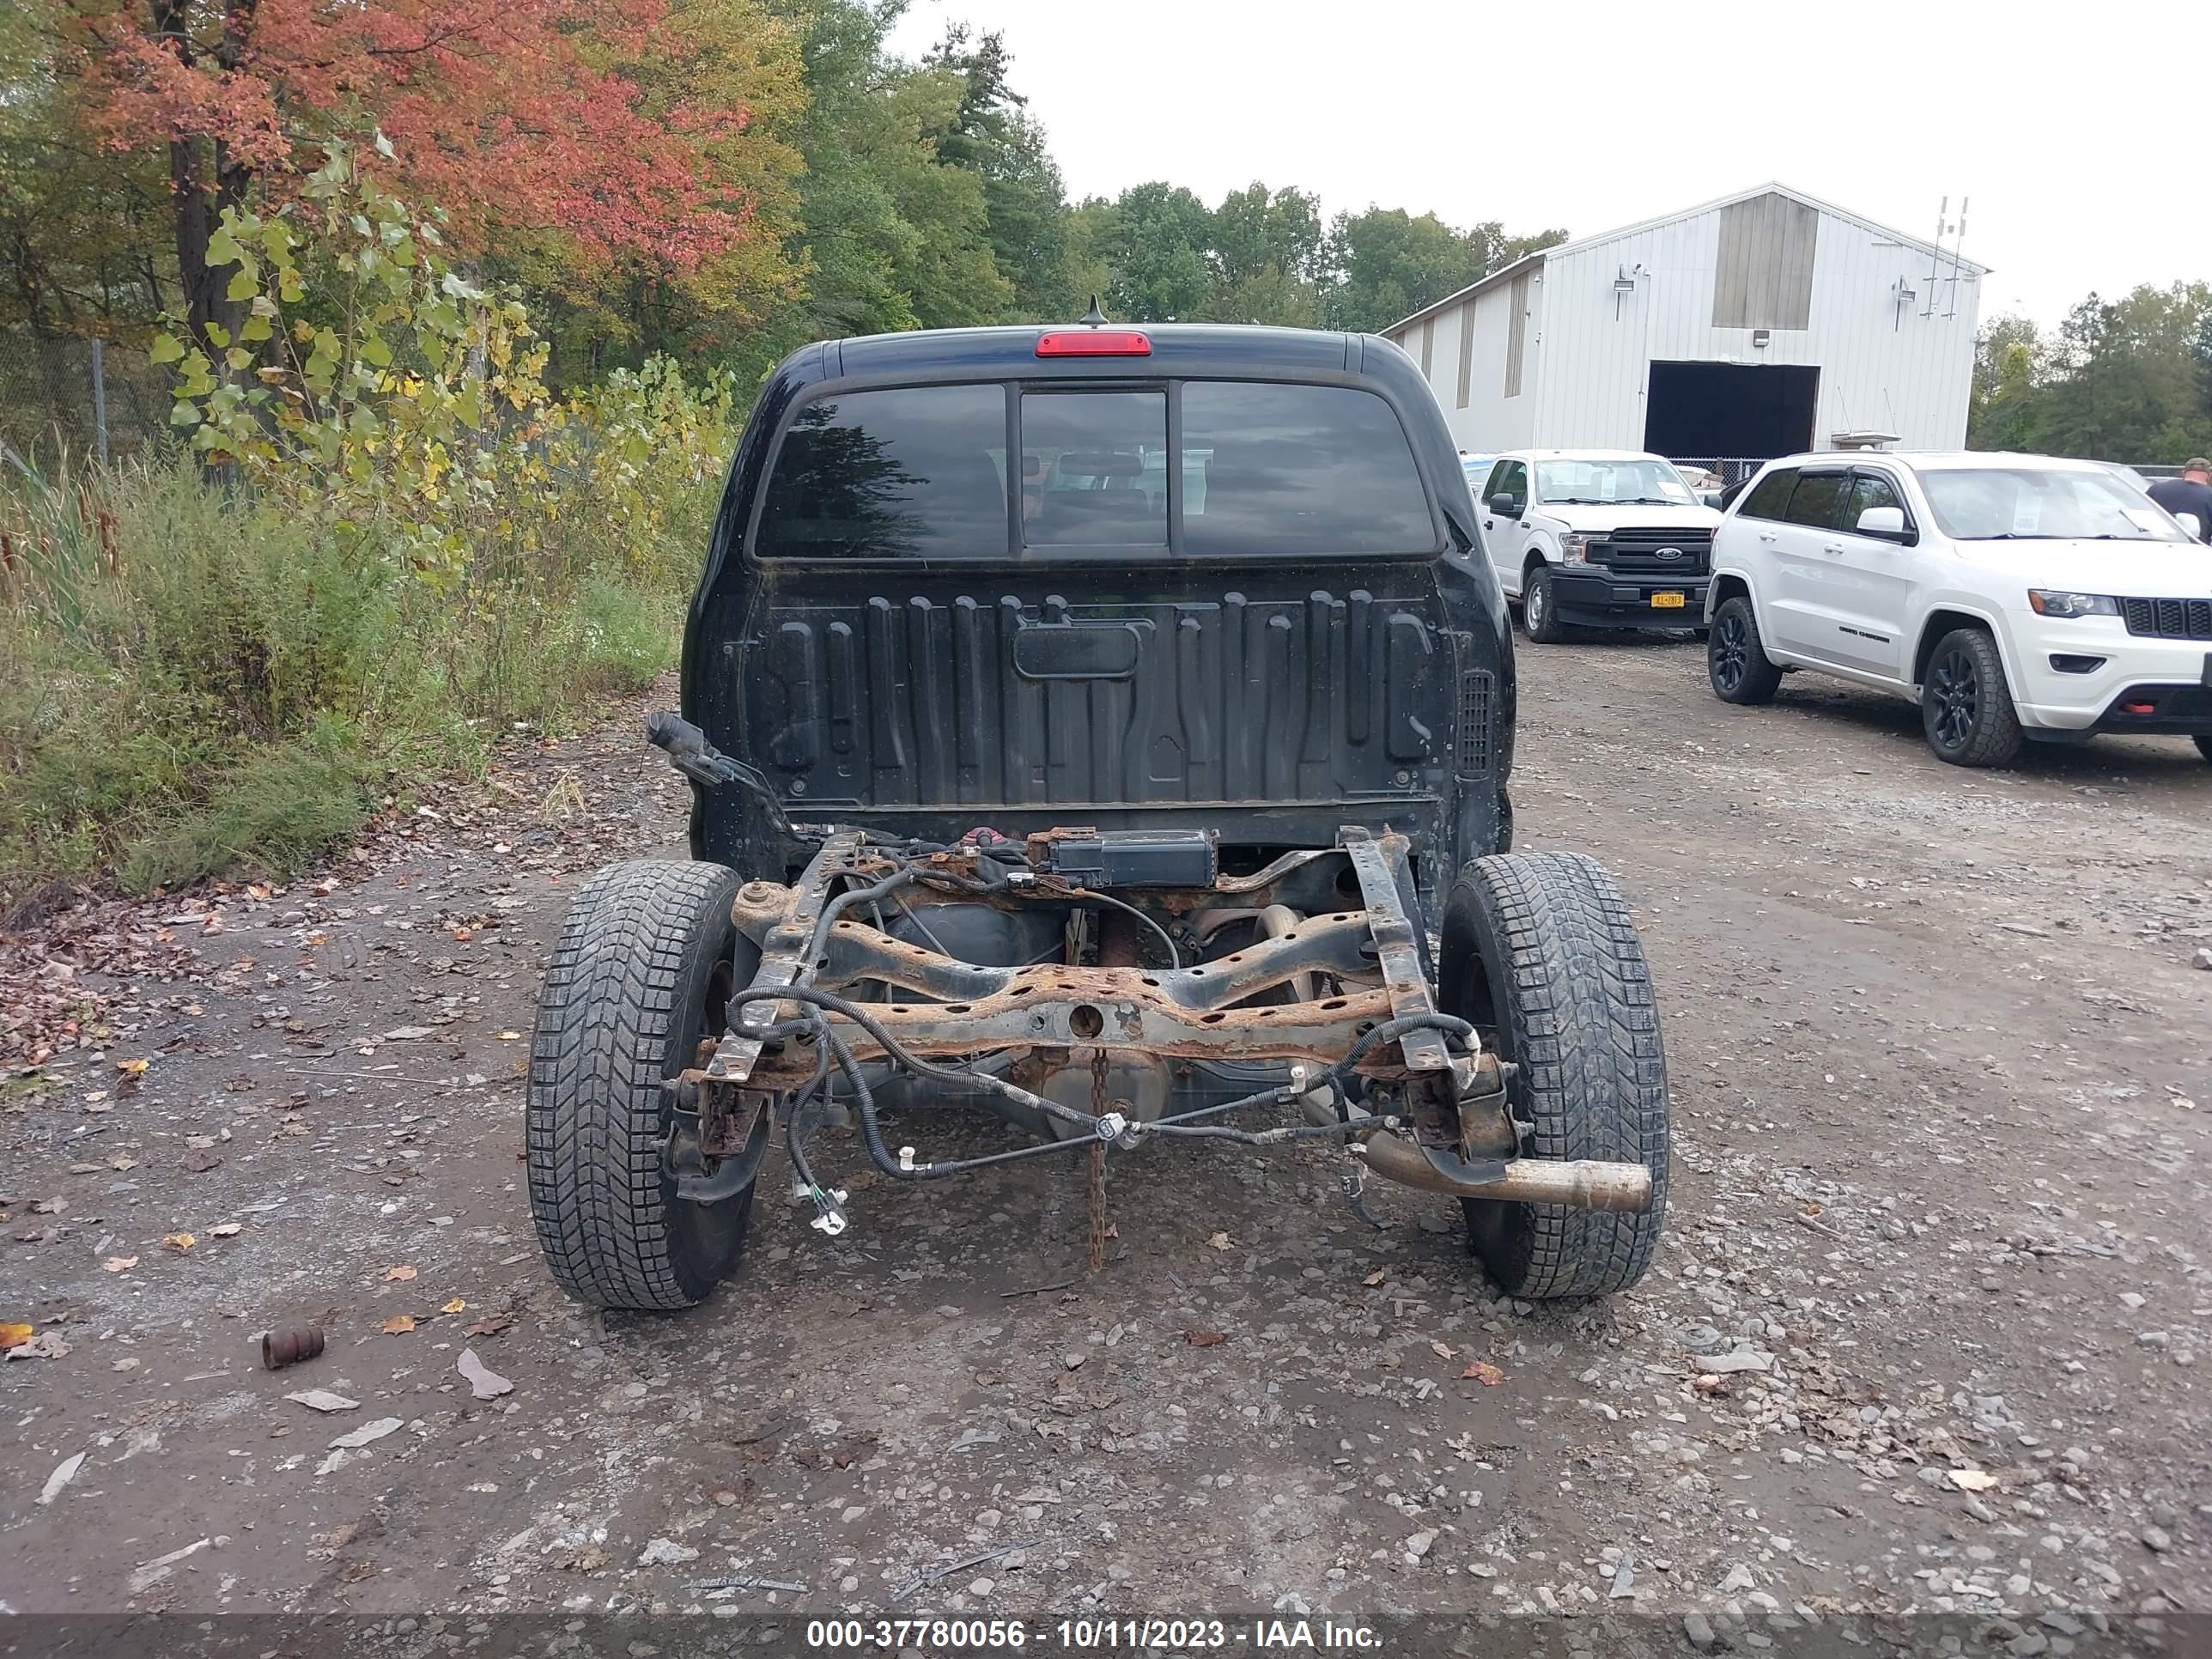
[526,314,1670,1313]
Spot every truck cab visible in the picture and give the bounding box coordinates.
[1476,449,1721,642]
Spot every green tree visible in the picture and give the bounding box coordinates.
[1094,182,1215,322]
[925,24,1073,319]
[1967,313,2045,452]
[1321,206,1564,333]
[1967,284,2212,463]
[1211,182,1322,325]
[0,11,173,338]
[763,0,1006,355]
[2039,285,2212,461]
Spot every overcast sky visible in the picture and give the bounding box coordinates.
[889,0,2204,330]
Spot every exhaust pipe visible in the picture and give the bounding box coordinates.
[1358,1130,1653,1213]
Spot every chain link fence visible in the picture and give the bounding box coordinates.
[0,330,172,466]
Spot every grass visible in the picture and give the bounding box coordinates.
[0,451,706,914]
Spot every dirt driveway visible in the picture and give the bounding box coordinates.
[5,637,2209,1647]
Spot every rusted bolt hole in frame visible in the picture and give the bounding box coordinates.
[1069,1004,1105,1040]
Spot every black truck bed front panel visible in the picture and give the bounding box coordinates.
[688,567,1501,887]
[723,578,1445,810]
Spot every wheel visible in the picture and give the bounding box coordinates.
[1438,852,1669,1300]
[528,859,759,1310]
[2194,735,2212,764]
[1921,627,2023,767]
[1523,566,1569,643]
[1706,595,1782,704]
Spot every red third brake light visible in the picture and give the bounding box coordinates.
[1035,329,1152,358]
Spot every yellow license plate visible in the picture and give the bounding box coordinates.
[1650,592,1686,609]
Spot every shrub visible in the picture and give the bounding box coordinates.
[0,148,736,906]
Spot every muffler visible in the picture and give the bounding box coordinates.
[1357,1130,1654,1212]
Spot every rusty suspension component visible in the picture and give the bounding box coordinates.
[1353,1132,1655,1212]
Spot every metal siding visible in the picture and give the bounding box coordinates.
[1455,299,1476,408]
[1504,270,1530,398]
[1418,319,1433,378]
[1530,201,1977,452]
[1711,192,1818,331]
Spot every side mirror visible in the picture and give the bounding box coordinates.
[1856,505,1911,542]
[1487,493,1523,518]
[1699,490,1723,510]
[2177,511,2203,538]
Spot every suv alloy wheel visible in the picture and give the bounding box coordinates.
[1920,628,2024,768]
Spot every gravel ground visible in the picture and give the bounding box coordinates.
[4,637,2209,1650]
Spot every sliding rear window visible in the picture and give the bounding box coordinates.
[753,379,1435,558]
[1181,382,1435,556]
[753,385,1008,561]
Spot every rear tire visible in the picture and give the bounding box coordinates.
[1921,627,2023,768]
[528,860,758,1311]
[1524,567,1569,644]
[1706,595,1782,704]
[1438,853,1669,1300]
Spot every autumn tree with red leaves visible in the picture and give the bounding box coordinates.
[40,0,802,353]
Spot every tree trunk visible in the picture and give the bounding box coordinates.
[153,0,255,352]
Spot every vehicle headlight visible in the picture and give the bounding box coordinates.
[1558,532,1591,566]
[2027,590,2118,618]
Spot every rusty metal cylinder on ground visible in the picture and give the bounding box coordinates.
[260,1327,326,1370]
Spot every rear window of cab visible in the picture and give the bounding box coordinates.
[750,380,1438,560]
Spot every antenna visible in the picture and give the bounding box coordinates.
[1945,198,1969,318]
[1923,198,1946,318]
[1080,295,1109,327]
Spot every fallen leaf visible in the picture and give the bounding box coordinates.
[1947,1468,1999,1492]
[440,1297,466,1315]
[384,1264,417,1282]
[1185,1328,1226,1347]
[102,1255,138,1273]
[496,1030,521,1042]
[1363,1269,1387,1286]
[451,927,472,942]
[457,1346,513,1400]
[209,1223,241,1238]
[462,1314,513,1338]
[1461,1360,1505,1386]
[1206,1231,1231,1251]
[1431,1340,1455,1360]
[0,1322,33,1348]
[115,1058,149,1078]
[5,1331,70,1360]
[381,1315,416,1334]
[161,1232,196,1253]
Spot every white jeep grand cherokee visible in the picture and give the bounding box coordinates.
[1705,451,2212,767]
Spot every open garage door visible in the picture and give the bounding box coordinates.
[1643,361,1819,464]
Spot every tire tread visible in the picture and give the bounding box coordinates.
[526,859,744,1311]
[1454,851,1669,1299]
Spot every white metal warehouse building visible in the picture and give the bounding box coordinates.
[1381,184,1985,471]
